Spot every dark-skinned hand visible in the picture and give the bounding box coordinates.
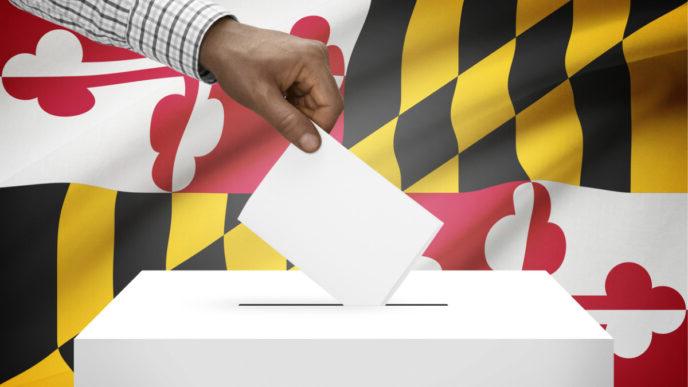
[200,17,343,153]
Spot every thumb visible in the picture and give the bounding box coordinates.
[257,88,322,153]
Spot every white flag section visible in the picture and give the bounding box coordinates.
[483,181,687,300]
[1,60,179,192]
[540,181,687,301]
[478,181,687,358]
[543,181,687,359]
[589,310,685,358]
[0,0,370,192]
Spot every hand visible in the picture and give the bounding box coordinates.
[199,17,343,153]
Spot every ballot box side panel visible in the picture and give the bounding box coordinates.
[75,338,612,387]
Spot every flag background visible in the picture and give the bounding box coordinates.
[1,0,686,386]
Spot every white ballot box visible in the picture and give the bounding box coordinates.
[75,271,612,387]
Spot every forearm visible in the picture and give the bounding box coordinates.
[9,0,230,82]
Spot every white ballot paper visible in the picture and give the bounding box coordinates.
[239,127,443,305]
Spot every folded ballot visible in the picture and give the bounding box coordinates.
[239,127,443,305]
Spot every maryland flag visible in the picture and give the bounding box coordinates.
[1,0,686,386]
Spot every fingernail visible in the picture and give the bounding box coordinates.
[298,133,319,152]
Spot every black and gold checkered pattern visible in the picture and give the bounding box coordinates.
[345,0,687,193]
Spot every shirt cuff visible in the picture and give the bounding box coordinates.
[126,0,231,83]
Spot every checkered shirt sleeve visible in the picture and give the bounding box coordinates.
[9,0,232,83]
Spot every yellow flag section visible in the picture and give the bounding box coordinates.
[516,0,569,35]
[451,41,516,154]
[224,224,288,270]
[565,0,630,76]
[166,193,226,269]
[57,184,116,347]
[515,81,583,185]
[399,0,461,113]
[624,4,687,192]
[2,351,72,387]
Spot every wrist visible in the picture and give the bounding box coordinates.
[199,16,240,79]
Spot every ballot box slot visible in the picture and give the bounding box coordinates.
[237,303,448,307]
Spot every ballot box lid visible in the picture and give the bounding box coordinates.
[78,270,610,341]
